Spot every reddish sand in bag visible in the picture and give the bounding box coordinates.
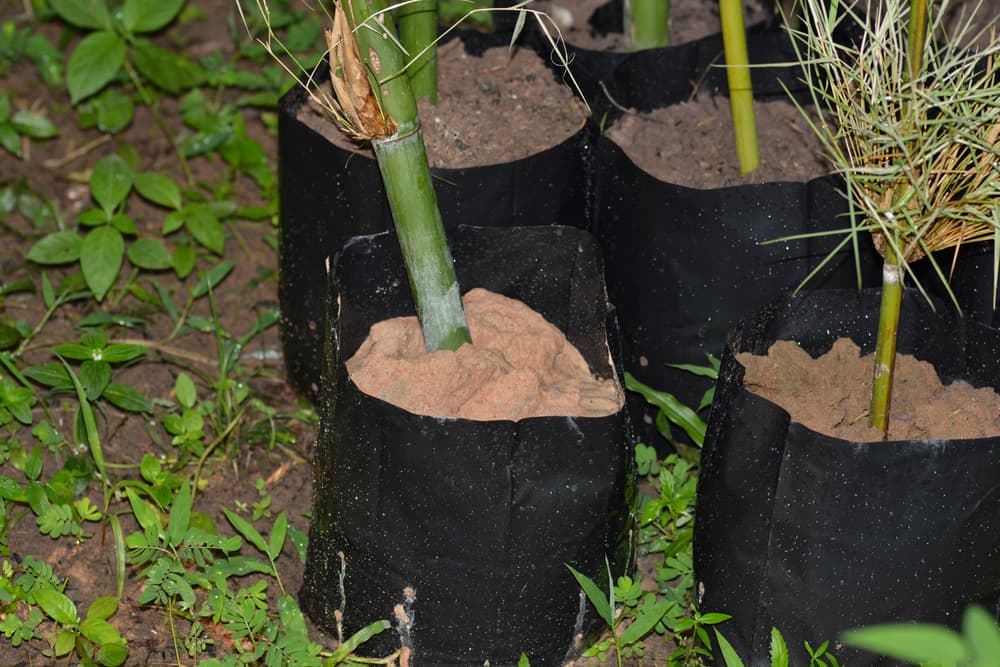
[346,288,624,421]
[739,338,1000,442]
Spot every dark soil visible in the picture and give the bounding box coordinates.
[298,37,589,168]
[605,96,830,187]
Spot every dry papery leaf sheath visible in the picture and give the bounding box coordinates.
[323,0,396,141]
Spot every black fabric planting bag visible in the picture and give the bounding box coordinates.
[301,226,635,666]
[695,289,1000,666]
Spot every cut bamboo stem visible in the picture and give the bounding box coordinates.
[719,0,759,175]
[624,0,670,50]
[343,0,471,351]
[398,0,438,104]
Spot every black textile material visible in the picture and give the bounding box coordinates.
[276,37,599,400]
[695,289,1000,667]
[279,17,969,454]
[300,226,636,666]
[593,137,883,445]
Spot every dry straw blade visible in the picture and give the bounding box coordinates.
[788,0,1000,286]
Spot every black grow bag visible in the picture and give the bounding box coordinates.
[301,226,635,666]
[695,289,1000,666]
[277,32,599,400]
[594,140,883,443]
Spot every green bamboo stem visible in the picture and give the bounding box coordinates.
[624,0,670,50]
[346,0,471,351]
[869,0,926,434]
[373,136,470,351]
[870,244,903,435]
[398,0,438,104]
[907,0,927,82]
[719,0,759,175]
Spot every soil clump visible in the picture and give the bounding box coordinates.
[739,338,1000,441]
[346,288,624,420]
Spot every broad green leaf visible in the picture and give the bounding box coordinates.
[668,359,720,379]
[327,620,391,663]
[714,629,747,667]
[162,210,185,234]
[109,212,136,235]
[222,508,268,555]
[62,358,106,480]
[90,154,133,216]
[699,613,733,625]
[11,111,58,139]
[0,125,21,157]
[24,363,73,389]
[122,0,186,33]
[771,627,789,667]
[174,372,196,408]
[964,605,1000,666]
[50,0,111,30]
[127,238,171,271]
[52,343,94,361]
[79,208,110,226]
[97,641,128,666]
[268,511,288,561]
[131,40,202,94]
[565,563,613,626]
[167,481,191,547]
[620,598,672,645]
[185,208,225,255]
[34,589,79,626]
[53,627,75,656]
[841,624,966,664]
[0,478,28,502]
[191,260,233,298]
[66,31,126,104]
[26,231,82,265]
[210,555,271,578]
[80,616,121,645]
[625,372,706,446]
[278,594,308,643]
[101,343,146,363]
[94,88,134,133]
[24,445,43,481]
[133,173,181,210]
[87,596,118,622]
[81,225,124,301]
[0,324,21,350]
[41,273,56,308]
[125,487,162,536]
[79,359,111,401]
[172,244,195,279]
